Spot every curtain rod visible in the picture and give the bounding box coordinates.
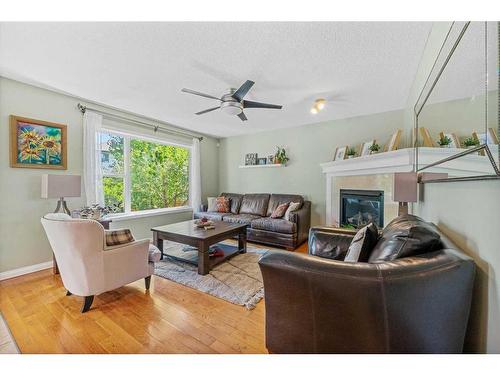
[77,103,203,141]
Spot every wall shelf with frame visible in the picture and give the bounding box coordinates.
[238,164,285,169]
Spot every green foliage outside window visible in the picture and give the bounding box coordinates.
[102,133,190,212]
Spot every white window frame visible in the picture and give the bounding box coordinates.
[98,128,192,220]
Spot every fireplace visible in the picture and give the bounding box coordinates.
[340,189,384,229]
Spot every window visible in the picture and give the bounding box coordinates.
[98,130,190,215]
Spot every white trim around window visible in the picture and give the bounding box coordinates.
[99,128,193,218]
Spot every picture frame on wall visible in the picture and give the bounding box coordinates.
[333,146,348,161]
[9,115,67,170]
[257,157,267,165]
[359,140,375,157]
[245,153,258,165]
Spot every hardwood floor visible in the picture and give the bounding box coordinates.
[0,241,307,354]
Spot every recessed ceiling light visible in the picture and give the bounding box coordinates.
[310,107,318,114]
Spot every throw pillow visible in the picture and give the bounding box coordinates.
[105,229,135,247]
[213,196,230,213]
[368,214,441,263]
[344,223,379,263]
[207,197,217,212]
[284,201,302,221]
[271,202,290,218]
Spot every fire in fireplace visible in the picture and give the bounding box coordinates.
[340,189,384,229]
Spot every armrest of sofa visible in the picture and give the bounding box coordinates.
[308,226,355,260]
[288,200,311,244]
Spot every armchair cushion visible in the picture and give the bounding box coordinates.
[308,227,355,260]
[105,228,135,247]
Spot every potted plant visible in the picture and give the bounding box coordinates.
[437,135,452,148]
[274,146,289,165]
[346,147,357,159]
[368,143,380,154]
[463,137,479,149]
[79,204,120,220]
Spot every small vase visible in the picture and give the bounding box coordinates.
[347,155,354,159]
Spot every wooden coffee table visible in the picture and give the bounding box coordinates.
[151,220,247,275]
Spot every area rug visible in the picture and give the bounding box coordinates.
[154,242,268,310]
[0,312,20,354]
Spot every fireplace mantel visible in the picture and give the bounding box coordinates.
[320,147,495,225]
[320,147,495,177]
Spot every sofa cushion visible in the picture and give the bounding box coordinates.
[251,217,297,234]
[220,193,243,214]
[267,194,303,216]
[194,211,231,221]
[223,214,261,225]
[239,194,270,216]
[368,214,442,263]
[344,223,379,262]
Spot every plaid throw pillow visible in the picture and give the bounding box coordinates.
[105,229,135,247]
[271,202,290,218]
[215,196,231,213]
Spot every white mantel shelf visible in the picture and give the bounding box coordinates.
[320,147,496,177]
[239,164,285,169]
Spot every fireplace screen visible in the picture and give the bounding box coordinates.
[340,189,384,229]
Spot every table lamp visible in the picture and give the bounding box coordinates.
[41,174,82,215]
[393,172,417,216]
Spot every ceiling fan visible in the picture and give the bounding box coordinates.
[181,80,283,121]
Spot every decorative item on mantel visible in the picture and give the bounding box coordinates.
[368,143,381,154]
[346,147,357,159]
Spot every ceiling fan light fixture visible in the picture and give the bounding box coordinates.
[221,101,243,115]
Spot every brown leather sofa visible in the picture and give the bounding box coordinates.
[258,215,475,353]
[195,193,311,250]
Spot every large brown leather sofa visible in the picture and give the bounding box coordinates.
[258,215,475,353]
[194,193,311,250]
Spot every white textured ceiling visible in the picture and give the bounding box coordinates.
[0,22,432,137]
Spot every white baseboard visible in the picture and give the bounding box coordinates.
[0,261,53,281]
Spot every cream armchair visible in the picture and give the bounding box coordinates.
[41,213,154,312]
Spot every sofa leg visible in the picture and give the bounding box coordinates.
[66,290,72,296]
[145,276,151,290]
[81,296,94,313]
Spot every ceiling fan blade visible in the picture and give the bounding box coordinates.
[181,88,222,101]
[195,107,220,115]
[232,80,255,101]
[238,112,248,121]
[243,100,283,110]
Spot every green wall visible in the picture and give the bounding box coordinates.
[0,77,220,273]
[218,109,404,226]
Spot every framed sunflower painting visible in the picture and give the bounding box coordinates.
[9,115,67,169]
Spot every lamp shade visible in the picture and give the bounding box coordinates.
[41,174,81,199]
[393,172,417,203]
